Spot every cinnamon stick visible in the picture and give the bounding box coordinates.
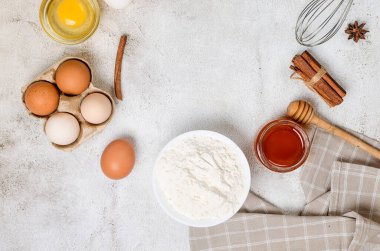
[290,65,308,81]
[292,55,343,107]
[114,35,127,101]
[291,65,335,107]
[301,51,346,98]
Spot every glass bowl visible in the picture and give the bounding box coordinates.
[39,0,100,45]
[254,118,310,173]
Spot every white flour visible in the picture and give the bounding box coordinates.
[156,135,244,220]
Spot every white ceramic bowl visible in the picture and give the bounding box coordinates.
[153,130,251,227]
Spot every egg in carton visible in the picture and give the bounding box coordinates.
[22,57,114,151]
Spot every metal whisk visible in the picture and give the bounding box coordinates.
[295,0,354,47]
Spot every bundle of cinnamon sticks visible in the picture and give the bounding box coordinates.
[290,51,346,107]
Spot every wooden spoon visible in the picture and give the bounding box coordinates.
[287,100,380,159]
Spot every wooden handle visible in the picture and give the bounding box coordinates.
[311,115,380,159]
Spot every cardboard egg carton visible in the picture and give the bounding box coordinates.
[22,57,114,151]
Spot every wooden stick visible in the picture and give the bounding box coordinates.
[114,35,127,101]
[288,100,380,159]
[313,115,380,159]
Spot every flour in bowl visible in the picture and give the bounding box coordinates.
[156,135,245,220]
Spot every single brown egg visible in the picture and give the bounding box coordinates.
[24,81,60,116]
[101,139,135,180]
[55,59,91,95]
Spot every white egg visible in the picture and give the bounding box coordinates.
[45,113,80,146]
[104,0,130,9]
[80,93,113,125]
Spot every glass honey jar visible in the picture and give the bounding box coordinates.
[254,118,311,173]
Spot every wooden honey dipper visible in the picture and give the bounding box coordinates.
[287,100,380,160]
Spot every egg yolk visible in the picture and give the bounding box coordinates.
[57,0,87,28]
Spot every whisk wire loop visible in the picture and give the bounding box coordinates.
[295,0,354,47]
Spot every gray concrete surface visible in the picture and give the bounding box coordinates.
[1,0,380,250]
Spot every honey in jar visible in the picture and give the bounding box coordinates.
[255,119,310,173]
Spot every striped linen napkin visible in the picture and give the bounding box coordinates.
[189,128,380,251]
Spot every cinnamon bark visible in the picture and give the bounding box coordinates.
[290,51,345,107]
[301,51,346,98]
[290,65,334,107]
[114,35,127,101]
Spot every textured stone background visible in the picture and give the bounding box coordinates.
[1,0,380,250]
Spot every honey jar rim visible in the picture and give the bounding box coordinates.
[254,118,311,173]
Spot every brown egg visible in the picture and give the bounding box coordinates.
[24,81,60,116]
[101,139,135,180]
[55,59,91,95]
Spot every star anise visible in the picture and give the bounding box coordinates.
[345,21,369,43]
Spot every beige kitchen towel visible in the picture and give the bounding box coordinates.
[189,128,380,251]
[301,128,380,212]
